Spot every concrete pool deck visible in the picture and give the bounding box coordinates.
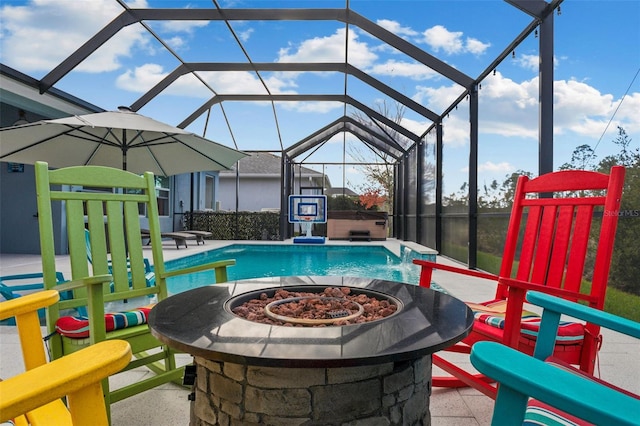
[1,238,638,425]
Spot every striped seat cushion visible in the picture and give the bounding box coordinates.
[55,305,155,339]
[523,358,639,425]
[524,400,592,426]
[469,300,585,344]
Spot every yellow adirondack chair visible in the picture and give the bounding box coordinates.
[34,161,235,416]
[0,290,132,426]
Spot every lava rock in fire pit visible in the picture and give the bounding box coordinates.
[231,287,398,327]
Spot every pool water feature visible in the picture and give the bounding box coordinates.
[165,244,422,294]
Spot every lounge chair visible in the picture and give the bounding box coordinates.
[182,230,213,245]
[140,228,197,249]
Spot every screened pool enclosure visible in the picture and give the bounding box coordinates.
[2,0,566,269]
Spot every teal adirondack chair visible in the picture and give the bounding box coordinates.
[1,272,67,325]
[85,228,155,288]
[0,272,66,301]
[470,290,640,426]
[35,161,235,417]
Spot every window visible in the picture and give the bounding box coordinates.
[155,176,170,216]
[205,175,215,210]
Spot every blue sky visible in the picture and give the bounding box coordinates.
[1,0,638,195]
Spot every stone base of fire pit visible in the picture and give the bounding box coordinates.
[190,354,431,426]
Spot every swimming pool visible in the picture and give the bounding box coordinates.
[164,244,421,294]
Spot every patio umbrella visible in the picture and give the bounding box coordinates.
[0,107,246,176]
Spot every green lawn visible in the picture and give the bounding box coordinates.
[470,250,640,322]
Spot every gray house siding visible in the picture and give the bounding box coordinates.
[1,163,42,253]
[218,176,281,212]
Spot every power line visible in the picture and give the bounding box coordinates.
[593,67,640,153]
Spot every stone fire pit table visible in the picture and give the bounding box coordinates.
[149,276,473,426]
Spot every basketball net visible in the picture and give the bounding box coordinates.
[301,216,313,237]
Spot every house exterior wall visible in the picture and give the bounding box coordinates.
[0,102,90,254]
[173,172,221,229]
[218,176,281,212]
[0,163,43,253]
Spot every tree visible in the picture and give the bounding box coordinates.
[559,144,596,170]
[349,100,416,212]
[359,188,386,210]
[595,126,640,294]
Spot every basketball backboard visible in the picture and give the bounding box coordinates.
[288,195,327,224]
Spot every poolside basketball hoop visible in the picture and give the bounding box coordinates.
[288,195,327,244]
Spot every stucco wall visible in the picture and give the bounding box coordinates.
[218,177,281,212]
[0,163,42,253]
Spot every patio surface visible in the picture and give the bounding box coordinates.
[1,238,637,425]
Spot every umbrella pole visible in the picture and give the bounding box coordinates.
[189,173,195,230]
[122,129,127,171]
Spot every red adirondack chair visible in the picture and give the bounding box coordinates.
[414,166,625,399]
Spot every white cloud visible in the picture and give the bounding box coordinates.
[368,59,439,80]
[159,20,208,34]
[441,115,470,147]
[0,0,148,73]
[166,36,186,51]
[413,83,465,111]
[460,161,514,173]
[277,28,377,68]
[513,53,562,72]
[399,116,430,137]
[422,25,463,55]
[278,101,343,114]
[465,38,491,55]
[116,63,169,93]
[376,19,418,38]
[115,63,301,97]
[238,28,254,42]
[478,161,514,173]
[515,54,539,72]
[412,70,640,151]
[420,25,490,56]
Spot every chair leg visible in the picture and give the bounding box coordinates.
[432,354,497,398]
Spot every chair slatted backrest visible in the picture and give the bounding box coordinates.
[496,167,625,309]
[36,163,168,337]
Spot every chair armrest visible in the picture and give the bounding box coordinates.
[0,272,65,300]
[470,341,640,426]
[527,291,640,339]
[0,290,59,321]
[54,274,113,292]
[161,259,236,283]
[413,259,498,280]
[412,259,498,288]
[0,340,132,423]
[53,275,113,342]
[497,278,595,303]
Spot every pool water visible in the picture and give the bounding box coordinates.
[164,244,421,294]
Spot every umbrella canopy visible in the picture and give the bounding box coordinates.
[0,107,246,176]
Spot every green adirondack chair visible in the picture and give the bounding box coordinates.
[35,161,235,417]
[470,290,640,426]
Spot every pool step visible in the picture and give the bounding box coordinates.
[349,230,371,242]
